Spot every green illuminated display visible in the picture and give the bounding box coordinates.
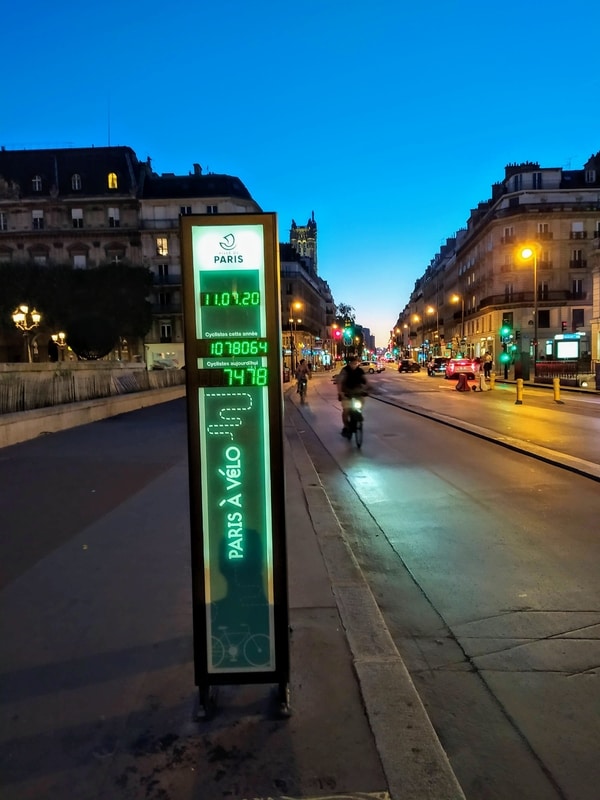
[201,290,261,307]
[198,339,268,357]
[191,222,275,675]
[197,367,269,387]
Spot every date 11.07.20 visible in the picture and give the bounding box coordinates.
[201,291,260,307]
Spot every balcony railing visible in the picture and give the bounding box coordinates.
[569,231,587,239]
[569,260,587,268]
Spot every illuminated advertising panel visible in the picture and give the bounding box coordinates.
[180,214,289,704]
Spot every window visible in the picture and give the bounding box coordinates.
[33,254,47,265]
[158,291,170,306]
[532,172,542,189]
[73,254,87,268]
[572,249,584,263]
[180,206,192,215]
[585,169,596,183]
[570,221,586,239]
[502,226,514,243]
[572,279,583,298]
[108,207,120,228]
[504,283,514,301]
[32,175,42,191]
[512,174,522,191]
[156,237,168,256]
[537,222,552,239]
[538,309,550,328]
[108,172,118,189]
[160,322,172,342]
[71,208,83,228]
[206,205,218,214]
[0,212,7,231]
[71,173,82,191]
[32,210,44,230]
[158,263,169,280]
[539,281,549,301]
[572,309,584,329]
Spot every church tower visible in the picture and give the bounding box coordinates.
[290,211,317,274]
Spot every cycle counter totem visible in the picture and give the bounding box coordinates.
[180,213,290,716]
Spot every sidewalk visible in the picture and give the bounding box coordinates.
[0,384,464,800]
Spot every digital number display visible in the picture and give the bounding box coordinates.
[197,339,268,357]
[201,290,261,307]
[197,367,269,387]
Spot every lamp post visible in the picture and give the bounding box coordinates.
[288,301,303,372]
[451,294,465,355]
[51,331,68,361]
[425,305,436,356]
[518,245,539,376]
[412,314,422,362]
[12,305,42,362]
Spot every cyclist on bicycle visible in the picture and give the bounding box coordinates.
[295,359,310,395]
[337,355,367,437]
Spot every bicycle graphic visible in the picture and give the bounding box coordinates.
[211,624,271,668]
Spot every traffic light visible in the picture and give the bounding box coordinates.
[333,329,342,340]
[499,348,511,364]
[343,326,353,344]
[561,321,567,332]
[500,322,512,339]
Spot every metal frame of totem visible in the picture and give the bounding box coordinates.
[180,213,290,715]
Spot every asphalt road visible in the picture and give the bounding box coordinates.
[291,370,600,800]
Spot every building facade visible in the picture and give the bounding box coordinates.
[0,147,261,364]
[395,153,600,383]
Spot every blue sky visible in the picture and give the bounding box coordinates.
[3,0,599,347]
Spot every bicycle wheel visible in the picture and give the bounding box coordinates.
[354,419,363,448]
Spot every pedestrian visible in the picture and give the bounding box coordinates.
[483,351,493,379]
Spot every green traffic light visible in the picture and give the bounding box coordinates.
[500,324,511,337]
[499,352,511,363]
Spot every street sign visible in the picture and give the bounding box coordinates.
[180,214,289,714]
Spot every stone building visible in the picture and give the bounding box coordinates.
[395,153,600,383]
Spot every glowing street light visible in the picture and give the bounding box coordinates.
[451,294,465,354]
[51,331,68,361]
[517,244,539,374]
[12,304,42,362]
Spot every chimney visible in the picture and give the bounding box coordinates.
[193,163,202,175]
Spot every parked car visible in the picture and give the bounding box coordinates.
[445,357,476,379]
[360,361,383,374]
[398,359,421,373]
[427,357,449,376]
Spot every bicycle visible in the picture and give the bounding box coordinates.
[211,625,271,668]
[345,394,364,448]
[298,377,308,404]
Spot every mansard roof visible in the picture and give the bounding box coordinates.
[140,172,254,201]
[0,146,143,198]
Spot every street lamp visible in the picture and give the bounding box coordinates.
[411,314,423,362]
[518,244,539,375]
[288,301,303,371]
[51,331,68,361]
[451,294,465,355]
[425,305,437,356]
[12,304,42,362]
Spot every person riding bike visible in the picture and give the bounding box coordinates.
[295,359,310,397]
[337,355,367,437]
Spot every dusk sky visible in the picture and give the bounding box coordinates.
[4,0,599,347]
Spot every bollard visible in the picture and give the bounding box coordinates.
[553,376,564,404]
[489,373,496,390]
[553,377,560,402]
[515,377,523,405]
